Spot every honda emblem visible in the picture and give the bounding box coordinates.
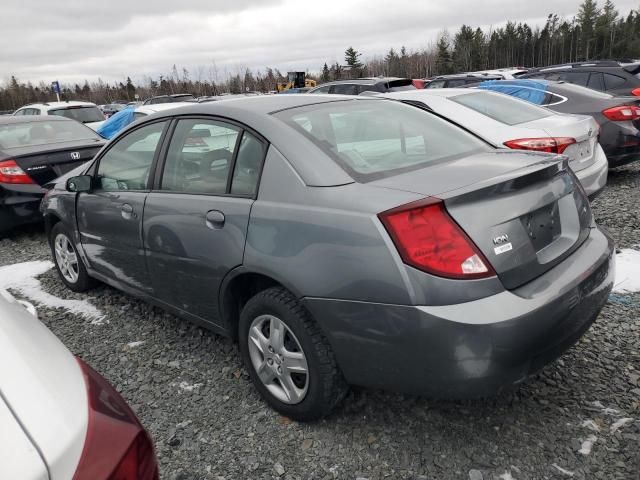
[70,151,81,160]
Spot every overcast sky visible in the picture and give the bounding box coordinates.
[3,0,638,85]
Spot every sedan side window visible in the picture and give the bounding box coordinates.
[96,121,167,191]
[588,73,605,91]
[230,132,266,196]
[161,119,240,195]
[312,85,331,94]
[604,73,626,90]
[330,84,358,95]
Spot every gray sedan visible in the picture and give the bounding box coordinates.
[41,95,614,420]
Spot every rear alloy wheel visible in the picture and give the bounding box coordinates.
[50,222,96,292]
[247,314,309,404]
[239,287,348,421]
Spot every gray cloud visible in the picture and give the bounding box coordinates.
[2,0,638,85]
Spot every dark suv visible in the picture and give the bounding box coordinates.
[424,74,504,89]
[521,61,640,96]
[307,77,415,95]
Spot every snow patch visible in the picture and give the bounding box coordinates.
[613,248,640,293]
[552,464,574,477]
[499,472,516,480]
[0,261,103,322]
[610,417,634,433]
[578,435,597,455]
[178,381,203,392]
[126,341,145,348]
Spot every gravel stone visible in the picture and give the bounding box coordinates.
[1,163,639,479]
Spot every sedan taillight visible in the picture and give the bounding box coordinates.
[602,105,640,121]
[503,137,576,154]
[631,88,640,97]
[378,198,495,279]
[73,358,159,480]
[0,159,34,184]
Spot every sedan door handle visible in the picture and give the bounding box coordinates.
[121,203,135,220]
[121,203,133,214]
[205,210,225,229]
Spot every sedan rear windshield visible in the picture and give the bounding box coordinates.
[49,106,104,123]
[0,120,102,149]
[275,99,489,181]
[450,91,552,125]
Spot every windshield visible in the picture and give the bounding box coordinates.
[49,106,104,123]
[450,91,552,125]
[0,120,102,149]
[275,99,489,181]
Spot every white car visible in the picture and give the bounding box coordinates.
[385,88,608,198]
[13,101,106,131]
[0,289,158,480]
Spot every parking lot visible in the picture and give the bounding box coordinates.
[0,163,636,480]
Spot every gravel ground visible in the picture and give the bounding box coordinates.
[1,165,639,480]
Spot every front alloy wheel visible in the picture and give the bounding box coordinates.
[247,314,309,404]
[49,222,96,292]
[54,233,79,284]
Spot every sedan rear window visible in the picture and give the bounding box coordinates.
[0,120,102,149]
[275,99,489,181]
[49,106,104,124]
[450,91,552,125]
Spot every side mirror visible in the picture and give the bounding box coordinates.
[66,175,92,193]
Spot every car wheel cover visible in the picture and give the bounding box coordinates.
[54,233,79,284]
[248,314,309,405]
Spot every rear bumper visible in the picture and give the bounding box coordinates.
[303,227,614,397]
[574,146,608,198]
[0,183,46,232]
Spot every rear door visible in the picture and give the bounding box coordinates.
[77,120,169,291]
[144,117,266,326]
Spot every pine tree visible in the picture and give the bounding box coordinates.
[344,47,363,69]
[577,0,601,58]
[321,63,330,82]
[435,35,453,74]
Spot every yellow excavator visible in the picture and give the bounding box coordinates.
[276,72,317,92]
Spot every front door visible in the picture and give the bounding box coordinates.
[77,120,169,291]
[143,118,266,325]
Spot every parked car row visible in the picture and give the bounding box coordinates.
[36,94,614,421]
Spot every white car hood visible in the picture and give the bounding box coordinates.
[0,290,87,480]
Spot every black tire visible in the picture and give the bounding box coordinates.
[49,222,96,292]
[239,287,348,421]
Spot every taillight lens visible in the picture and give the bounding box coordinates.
[379,198,495,279]
[503,137,576,154]
[0,159,34,184]
[602,105,640,121]
[73,358,159,480]
[631,88,640,97]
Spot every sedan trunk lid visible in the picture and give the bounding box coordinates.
[522,113,599,173]
[371,150,592,289]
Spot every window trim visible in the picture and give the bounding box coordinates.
[89,118,171,193]
[150,114,269,200]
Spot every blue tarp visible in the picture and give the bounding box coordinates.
[96,107,136,139]
[479,79,548,105]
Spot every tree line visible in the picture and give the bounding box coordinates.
[1,0,639,111]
